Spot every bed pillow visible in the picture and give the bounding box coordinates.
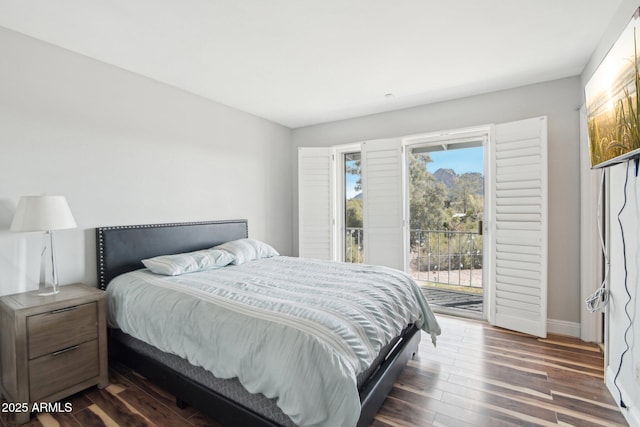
[214,238,279,265]
[142,248,235,276]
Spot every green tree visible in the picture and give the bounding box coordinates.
[409,152,447,231]
[452,173,483,214]
[345,198,363,228]
[345,198,363,263]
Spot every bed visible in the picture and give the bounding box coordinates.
[96,219,440,427]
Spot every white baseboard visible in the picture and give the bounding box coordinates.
[546,318,580,337]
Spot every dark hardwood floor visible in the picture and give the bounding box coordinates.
[1,315,626,427]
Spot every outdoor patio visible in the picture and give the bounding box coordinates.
[344,227,484,313]
[420,286,483,313]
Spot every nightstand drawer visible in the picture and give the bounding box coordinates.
[27,302,97,359]
[29,340,99,401]
[0,284,108,425]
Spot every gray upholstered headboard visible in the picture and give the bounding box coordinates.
[95,219,248,290]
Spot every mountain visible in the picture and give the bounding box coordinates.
[433,168,457,187]
[349,168,483,201]
[433,168,484,195]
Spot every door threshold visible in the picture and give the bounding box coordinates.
[430,305,485,320]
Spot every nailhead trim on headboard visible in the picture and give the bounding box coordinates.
[95,220,249,290]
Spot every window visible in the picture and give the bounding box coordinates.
[344,152,363,263]
[298,117,548,336]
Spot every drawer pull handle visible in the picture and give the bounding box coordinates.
[50,306,78,314]
[52,345,80,356]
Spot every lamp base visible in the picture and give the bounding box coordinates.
[38,230,60,297]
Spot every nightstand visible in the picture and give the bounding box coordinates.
[0,283,108,424]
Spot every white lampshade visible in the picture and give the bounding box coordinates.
[10,196,77,232]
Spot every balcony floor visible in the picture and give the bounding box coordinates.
[420,286,483,313]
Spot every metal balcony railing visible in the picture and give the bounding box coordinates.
[345,227,364,264]
[410,229,482,288]
[345,227,482,288]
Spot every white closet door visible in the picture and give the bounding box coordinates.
[361,139,405,271]
[298,147,336,260]
[490,116,548,337]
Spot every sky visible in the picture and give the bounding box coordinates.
[346,146,484,199]
[426,146,484,174]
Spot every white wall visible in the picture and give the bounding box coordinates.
[606,164,640,426]
[0,27,293,295]
[292,77,583,330]
[581,1,640,425]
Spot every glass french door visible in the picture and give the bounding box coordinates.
[343,152,363,263]
[407,139,486,317]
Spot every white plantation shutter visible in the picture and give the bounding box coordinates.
[362,139,406,271]
[490,117,548,337]
[298,148,336,260]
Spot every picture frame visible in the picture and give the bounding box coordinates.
[585,7,640,169]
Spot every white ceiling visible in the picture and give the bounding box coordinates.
[0,0,625,128]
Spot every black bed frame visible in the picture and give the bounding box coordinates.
[96,219,420,427]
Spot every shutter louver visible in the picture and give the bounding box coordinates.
[491,117,548,337]
[298,148,335,260]
[362,139,405,271]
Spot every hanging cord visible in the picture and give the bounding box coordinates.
[612,160,633,409]
[585,168,610,312]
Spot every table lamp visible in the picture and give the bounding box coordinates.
[10,195,77,295]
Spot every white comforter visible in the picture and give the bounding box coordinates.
[106,256,440,427]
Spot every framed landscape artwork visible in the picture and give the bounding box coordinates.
[586,8,640,169]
